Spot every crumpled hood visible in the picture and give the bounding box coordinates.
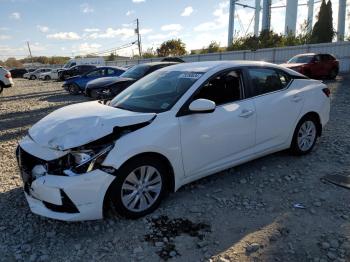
[29,101,156,150]
[280,63,307,68]
[87,77,134,89]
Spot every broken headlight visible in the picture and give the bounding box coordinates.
[64,144,114,176]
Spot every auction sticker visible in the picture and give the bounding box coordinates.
[179,73,203,79]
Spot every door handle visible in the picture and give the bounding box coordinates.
[292,95,302,103]
[239,109,255,118]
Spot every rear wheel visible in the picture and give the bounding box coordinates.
[90,89,100,99]
[68,84,80,95]
[108,157,167,219]
[290,116,319,155]
[0,84,3,95]
[329,68,338,80]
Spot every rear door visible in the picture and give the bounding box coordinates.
[246,67,304,152]
[179,69,256,177]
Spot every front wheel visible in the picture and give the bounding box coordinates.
[30,75,36,80]
[68,84,80,95]
[108,157,167,219]
[45,75,51,81]
[290,116,319,155]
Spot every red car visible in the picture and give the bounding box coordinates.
[281,53,339,79]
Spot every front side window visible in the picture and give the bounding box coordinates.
[107,68,119,75]
[193,70,243,105]
[248,68,290,96]
[110,70,204,113]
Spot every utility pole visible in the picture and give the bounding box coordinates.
[227,0,236,47]
[262,0,271,31]
[136,19,142,57]
[26,41,33,64]
[337,0,346,41]
[284,0,298,35]
[254,0,261,36]
[307,0,314,34]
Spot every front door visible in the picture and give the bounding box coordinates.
[179,70,256,177]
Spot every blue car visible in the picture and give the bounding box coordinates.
[63,66,126,95]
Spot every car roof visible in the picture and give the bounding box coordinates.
[161,61,283,72]
[161,61,306,77]
[138,62,179,67]
[95,66,126,70]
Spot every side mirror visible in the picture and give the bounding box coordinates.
[189,99,216,114]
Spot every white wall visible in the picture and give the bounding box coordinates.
[107,42,350,73]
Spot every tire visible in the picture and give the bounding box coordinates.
[0,84,3,95]
[290,115,319,155]
[90,89,100,99]
[107,156,167,219]
[45,75,51,81]
[30,75,36,80]
[68,84,80,95]
[329,68,338,80]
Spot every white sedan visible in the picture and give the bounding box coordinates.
[16,61,330,221]
[39,69,61,81]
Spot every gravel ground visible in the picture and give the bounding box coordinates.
[0,77,349,262]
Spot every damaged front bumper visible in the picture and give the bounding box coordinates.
[16,137,116,222]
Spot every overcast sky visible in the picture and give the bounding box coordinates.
[0,0,348,59]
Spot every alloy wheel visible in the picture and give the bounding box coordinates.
[121,165,162,212]
[297,120,317,152]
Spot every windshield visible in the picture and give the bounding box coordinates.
[288,55,314,64]
[110,70,204,113]
[120,65,150,79]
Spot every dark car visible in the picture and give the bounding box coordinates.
[85,62,178,99]
[63,66,126,95]
[58,65,96,81]
[281,53,339,79]
[10,68,28,78]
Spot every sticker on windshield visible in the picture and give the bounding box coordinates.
[179,73,203,79]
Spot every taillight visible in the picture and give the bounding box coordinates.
[5,73,11,78]
[322,88,330,97]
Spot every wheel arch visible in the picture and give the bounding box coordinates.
[102,152,176,218]
[118,152,175,192]
[297,111,322,137]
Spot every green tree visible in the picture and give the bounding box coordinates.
[142,48,157,58]
[4,57,23,68]
[311,0,335,43]
[156,39,187,57]
[200,41,221,54]
[107,53,116,61]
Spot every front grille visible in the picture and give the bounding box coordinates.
[17,146,72,179]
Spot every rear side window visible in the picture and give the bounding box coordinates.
[86,69,103,77]
[248,68,291,96]
[321,54,335,61]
